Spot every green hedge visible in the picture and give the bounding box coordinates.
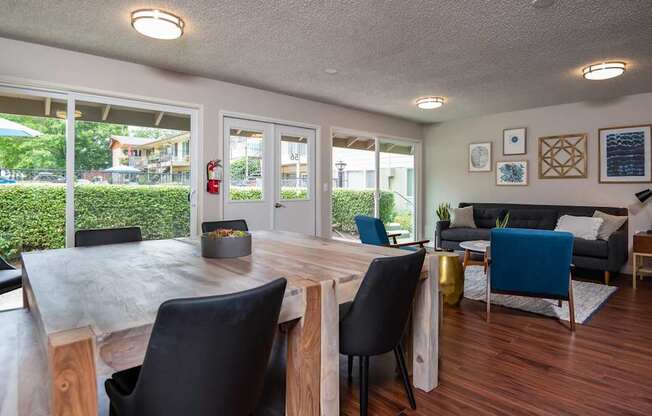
[0,184,189,260]
[229,187,308,200]
[331,189,394,233]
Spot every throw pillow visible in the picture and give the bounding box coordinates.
[593,210,627,240]
[554,215,603,240]
[450,206,477,228]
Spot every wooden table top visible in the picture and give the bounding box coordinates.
[21,231,419,341]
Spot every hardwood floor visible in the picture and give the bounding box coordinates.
[340,275,652,416]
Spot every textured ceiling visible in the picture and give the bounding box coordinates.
[0,0,651,123]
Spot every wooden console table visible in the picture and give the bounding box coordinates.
[632,232,652,290]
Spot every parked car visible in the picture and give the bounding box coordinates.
[76,179,91,185]
[91,176,107,184]
[0,176,16,184]
[33,172,65,183]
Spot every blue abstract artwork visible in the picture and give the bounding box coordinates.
[605,130,645,177]
[497,161,527,185]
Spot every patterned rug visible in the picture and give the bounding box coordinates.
[464,266,617,324]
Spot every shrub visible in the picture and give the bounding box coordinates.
[229,187,308,200]
[394,211,414,233]
[331,189,394,233]
[0,184,190,261]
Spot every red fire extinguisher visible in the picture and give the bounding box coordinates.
[206,159,222,194]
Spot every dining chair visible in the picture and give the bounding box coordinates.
[354,215,429,250]
[74,226,142,247]
[487,228,576,331]
[340,249,426,416]
[105,278,287,416]
[201,219,249,233]
[0,256,21,296]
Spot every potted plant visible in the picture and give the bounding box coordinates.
[435,202,452,250]
[495,212,510,228]
[201,229,252,258]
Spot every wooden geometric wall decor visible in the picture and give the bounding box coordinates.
[538,134,588,179]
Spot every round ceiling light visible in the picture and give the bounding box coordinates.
[131,9,185,40]
[416,96,445,110]
[582,61,626,80]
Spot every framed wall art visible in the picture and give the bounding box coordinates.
[599,125,652,183]
[468,141,492,172]
[538,133,588,179]
[496,160,528,186]
[503,127,527,155]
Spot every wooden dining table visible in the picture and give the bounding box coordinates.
[20,230,439,416]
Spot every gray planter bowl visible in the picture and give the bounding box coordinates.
[201,233,252,258]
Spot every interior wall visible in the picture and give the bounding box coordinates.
[0,37,423,237]
[424,92,652,272]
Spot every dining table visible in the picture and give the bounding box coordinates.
[20,230,440,416]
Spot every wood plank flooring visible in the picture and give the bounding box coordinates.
[340,275,652,416]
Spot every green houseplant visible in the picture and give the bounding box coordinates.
[436,202,451,221]
[495,212,510,228]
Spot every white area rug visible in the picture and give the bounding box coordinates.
[464,266,617,324]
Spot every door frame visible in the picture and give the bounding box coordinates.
[0,81,203,246]
[219,110,322,235]
[329,126,423,241]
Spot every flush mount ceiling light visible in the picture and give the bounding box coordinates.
[582,61,626,80]
[55,110,82,119]
[416,96,445,110]
[131,9,185,40]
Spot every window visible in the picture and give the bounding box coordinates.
[229,129,264,201]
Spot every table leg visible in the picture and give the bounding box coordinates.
[633,254,637,290]
[411,256,439,392]
[462,249,470,270]
[48,328,98,416]
[286,280,338,416]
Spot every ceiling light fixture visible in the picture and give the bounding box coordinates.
[131,9,185,40]
[582,61,626,80]
[416,96,445,110]
[55,110,82,119]
[531,0,555,8]
[324,68,338,75]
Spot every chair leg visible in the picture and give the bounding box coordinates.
[558,299,562,307]
[360,356,369,416]
[604,270,611,285]
[348,355,354,381]
[568,277,576,332]
[394,345,417,410]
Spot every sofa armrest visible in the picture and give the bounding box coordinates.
[435,220,451,250]
[606,229,628,272]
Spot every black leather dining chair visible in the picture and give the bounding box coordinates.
[74,226,142,247]
[340,249,426,416]
[201,219,249,233]
[105,278,287,416]
[0,256,21,296]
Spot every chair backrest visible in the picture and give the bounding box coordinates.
[131,278,287,416]
[490,228,573,299]
[354,215,390,246]
[340,249,426,356]
[202,219,249,233]
[74,227,142,247]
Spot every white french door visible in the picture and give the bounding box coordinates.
[223,117,316,234]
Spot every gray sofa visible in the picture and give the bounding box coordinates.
[435,202,628,284]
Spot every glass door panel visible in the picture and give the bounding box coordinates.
[330,133,376,240]
[279,134,309,200]
[228,128,264,201]
[0,88,67,264]
[73,99,192,241]
[379,140,415,243]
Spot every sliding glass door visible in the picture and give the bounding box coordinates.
[331,131,418,242]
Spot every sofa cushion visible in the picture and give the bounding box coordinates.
[506,208,557,230]
[441,227,490,242]
[473,207,506,229]
[573,238,609,258]
[450,206,476,228]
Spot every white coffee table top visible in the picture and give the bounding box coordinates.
[459,240,490,253]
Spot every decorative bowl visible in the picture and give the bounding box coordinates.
[200,229,252,258]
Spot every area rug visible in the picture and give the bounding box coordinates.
[463,266,617,324]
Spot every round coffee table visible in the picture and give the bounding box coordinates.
[459,240,490,271]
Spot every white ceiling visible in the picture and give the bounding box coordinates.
[0,0,650,123]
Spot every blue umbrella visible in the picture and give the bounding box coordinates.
[0,117,42,137]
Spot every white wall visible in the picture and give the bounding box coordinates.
[424,92,652,271]
[0,37,423,237]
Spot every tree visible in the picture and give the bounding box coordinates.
[230,157,261,181]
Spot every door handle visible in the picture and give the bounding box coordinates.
[274,202,285,208]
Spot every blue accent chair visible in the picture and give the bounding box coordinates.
[354,215,429,250]
[487,228,576,331]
